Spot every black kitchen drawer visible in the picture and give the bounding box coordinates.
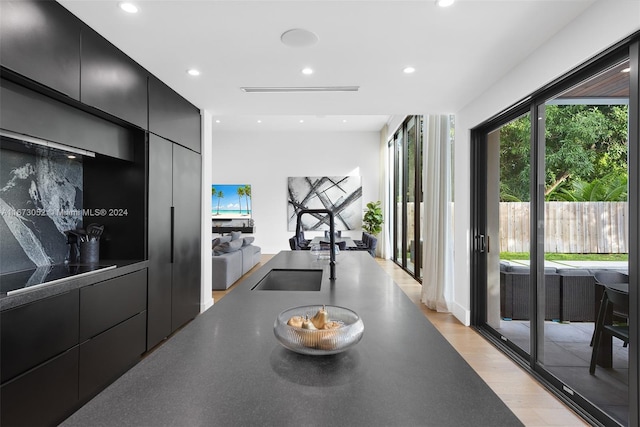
[0,346,79,427]
[0,290,79,383]
[79,311,146,401]
[80,269,147,341]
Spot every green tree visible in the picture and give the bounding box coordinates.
[237,187,245,214]
[244,185,251,214]
[499,105,628,202]
[499,114,531,202]
[552,172,628,201]
[216,190,223,215]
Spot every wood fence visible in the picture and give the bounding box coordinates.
[499,202,628,253]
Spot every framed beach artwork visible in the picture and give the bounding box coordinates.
[211,184,252,219]
[287,176,362,231]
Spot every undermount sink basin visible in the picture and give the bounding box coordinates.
[251,269,322,291]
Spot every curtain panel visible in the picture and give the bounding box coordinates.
[421,115,454,312]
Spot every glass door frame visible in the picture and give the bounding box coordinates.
[471,36,639,426]
[389,116,423,281]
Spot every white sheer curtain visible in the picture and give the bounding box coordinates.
[421,115,454,312]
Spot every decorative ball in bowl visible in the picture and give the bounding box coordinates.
[274,305,364,355]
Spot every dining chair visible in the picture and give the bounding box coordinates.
[589,285,629,374]
[297,231,311,249]
[320,241,346,251]
[591,271,629,346]
[324,230,342,238]
[288,236,300,250]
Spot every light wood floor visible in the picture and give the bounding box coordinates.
[213,254,588,427]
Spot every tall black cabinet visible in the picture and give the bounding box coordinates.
[148,134,201,350]
[1,0,203,423]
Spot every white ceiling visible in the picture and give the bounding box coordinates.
[57,0,597,132]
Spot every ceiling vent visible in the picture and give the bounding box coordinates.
[241,86,359,93]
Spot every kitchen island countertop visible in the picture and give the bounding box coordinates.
[61,251,522,426]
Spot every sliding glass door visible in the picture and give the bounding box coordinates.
[473,40,637,426]
[483,111,532,357]
[389,116,423,280]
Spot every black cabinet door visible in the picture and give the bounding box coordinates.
[80,25,148,129]
[1,78,135,161]
[1,290,79,383]
[80,269,147,341]
[0,0,81,99]
[171,144,202,330]
[0,347,79,427]
[147,134,173,350]
[149,75,201,153]
[79,312,146,401]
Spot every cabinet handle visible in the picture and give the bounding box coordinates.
[170,206,175,263]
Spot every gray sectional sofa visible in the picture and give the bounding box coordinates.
[212,232,261,290]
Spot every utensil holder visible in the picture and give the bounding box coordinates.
[79,240,100,264]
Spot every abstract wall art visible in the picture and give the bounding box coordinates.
[287,176,362,231]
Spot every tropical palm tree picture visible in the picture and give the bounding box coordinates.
[211,184,252,218]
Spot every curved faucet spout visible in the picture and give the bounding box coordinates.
[295,209,336,280]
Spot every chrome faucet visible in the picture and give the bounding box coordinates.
[295,209,336,280]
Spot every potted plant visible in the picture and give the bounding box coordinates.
[363,201,383,235]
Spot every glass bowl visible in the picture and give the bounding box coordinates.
[274,305,364,355]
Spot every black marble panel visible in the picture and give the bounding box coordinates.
[0,141,82,274]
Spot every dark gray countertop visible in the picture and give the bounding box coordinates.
[0,260,147,311]
[61,251,522,426]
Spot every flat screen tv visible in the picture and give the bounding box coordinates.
[211,184,252,219]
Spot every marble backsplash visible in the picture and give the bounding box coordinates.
[0,145,83,274]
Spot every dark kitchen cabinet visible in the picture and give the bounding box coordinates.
[0,267,148,426]
[171,142,202,328]
[79,311,146,401]
[0,0,81,100]
[77,268,148,405]
[0,347,79,427]
[147,134,201,350]
[80,25,148,129]
[1,78,136,161]
[80,269,147,340]
[149,76,201,153]
[0,290,79,383]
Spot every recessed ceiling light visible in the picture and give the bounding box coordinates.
[187,69,200,76]
[621,67,631,73]
[436,0,455,7]
[299,120,304,123]
[302,67,314,75]
[257,120,262,124]
[342,119,347,123]
[67,155,77,159]
[119,2,138,13]
[403,66,416,74]
[215,119,221,123]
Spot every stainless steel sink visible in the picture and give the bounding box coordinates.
[251,269,322,291]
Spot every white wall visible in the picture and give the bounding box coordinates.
[452,0,640,325]
[210,130,381,254]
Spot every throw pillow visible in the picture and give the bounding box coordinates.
[230,231,242,241]
[242,236,255,246]
[214,239,243,255]
[212,235,232,248]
